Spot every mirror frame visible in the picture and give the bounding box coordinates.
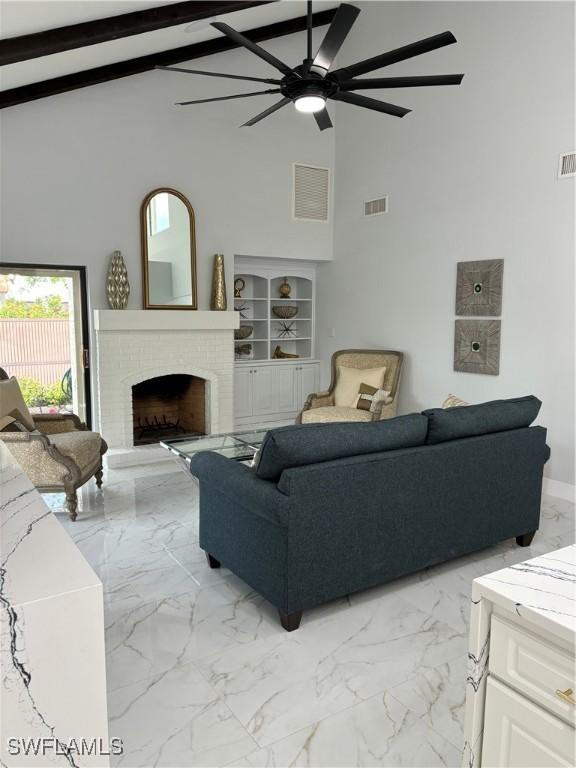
[140,187,198,310]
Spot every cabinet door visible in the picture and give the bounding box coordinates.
[482,676,575,767]
[251,366,276,416]
[298,364,320,409]
[275,365,299,413]
[234,368,253,419]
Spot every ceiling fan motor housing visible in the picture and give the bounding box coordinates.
[281,70,339,104]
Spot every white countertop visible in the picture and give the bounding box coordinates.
[472,545,576,645]
[0,441,100,607]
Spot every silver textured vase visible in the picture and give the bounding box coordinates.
[106,250,130,309]
[210,253,227,311]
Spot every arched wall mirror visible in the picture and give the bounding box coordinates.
[141,188,197,309]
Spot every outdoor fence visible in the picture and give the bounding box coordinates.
[0,318,70,385]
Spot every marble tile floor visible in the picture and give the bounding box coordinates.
[45,463,575,768]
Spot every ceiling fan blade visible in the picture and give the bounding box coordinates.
[314,108,333,131]
[311,3,361,75]
[339,73,464,90]
[156,66,281,85]
[242,97,292,127]
[177,89,281,106]
[332,31,457,79]
[211,22,295,77]
[333,91,410,117]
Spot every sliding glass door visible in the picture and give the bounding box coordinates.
[0,265,91,426]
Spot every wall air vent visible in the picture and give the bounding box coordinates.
[364,196,388,217]
[558,152,576,178]
[293,164,330,222]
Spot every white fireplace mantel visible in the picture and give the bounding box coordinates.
[94,309,239,332]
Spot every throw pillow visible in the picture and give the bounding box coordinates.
[0,377,35,431]
[334,365,386,407]
[356,383,392,413]
[442,394,469,409]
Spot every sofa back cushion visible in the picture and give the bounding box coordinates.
[423,395,541,445]
[255,414,428,481]
[0,377,36,431]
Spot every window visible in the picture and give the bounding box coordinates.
[148,192,170,235]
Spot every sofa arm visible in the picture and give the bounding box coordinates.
[33,413,87,434]
[303,390,334,411]
[0,431,75,486]
[189,452,289,527]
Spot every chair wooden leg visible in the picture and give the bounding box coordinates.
[516,531,536,547]
[65,489,78,521]
[205,553,221,569]
[279,610,303,632]
[95,468,104,488]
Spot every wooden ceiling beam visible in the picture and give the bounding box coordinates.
[0,9,336,110]
[0,1,272,66]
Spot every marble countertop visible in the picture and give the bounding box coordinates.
[0,442,100,607]
[472,544,576,645]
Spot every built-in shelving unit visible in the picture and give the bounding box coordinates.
[233,260,316,362]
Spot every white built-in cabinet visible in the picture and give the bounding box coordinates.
[233,258,319,427]
[480,615,575,767]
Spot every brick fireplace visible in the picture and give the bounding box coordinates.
[93,310,238,466]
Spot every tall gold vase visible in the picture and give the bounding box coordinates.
[210,253,227,311]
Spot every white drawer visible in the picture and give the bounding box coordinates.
[482,676,576,767]
[490,615,576,726]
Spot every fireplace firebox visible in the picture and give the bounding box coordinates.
[132,374,205,446]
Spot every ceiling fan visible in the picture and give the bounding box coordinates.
[157,1,464,130]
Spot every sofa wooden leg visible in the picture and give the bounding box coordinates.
[205,553,221,569]
[516,531,536,547]
[95,468,104,489]
[279,610,302,632]
[66,489,78,521]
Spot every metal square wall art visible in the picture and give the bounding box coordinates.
[455,259,504,316]
[454,320,501,375]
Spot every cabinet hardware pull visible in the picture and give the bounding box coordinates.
[556,688,576,705]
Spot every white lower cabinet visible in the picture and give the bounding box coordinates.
[234,361,319,427]
[480,616,575,767]
[482,677,575,767]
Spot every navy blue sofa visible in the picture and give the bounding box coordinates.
[190,396,549,631]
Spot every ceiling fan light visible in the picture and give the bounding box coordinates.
[294,95,326,113]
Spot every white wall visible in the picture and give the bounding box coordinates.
[0,29,335,313]
[316,1,575,484]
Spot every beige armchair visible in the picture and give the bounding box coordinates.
[298,349,404,424]
[0,368,107,520]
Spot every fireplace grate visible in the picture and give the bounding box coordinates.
[135,415,187,444]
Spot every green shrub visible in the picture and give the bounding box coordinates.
[19,378,71,408]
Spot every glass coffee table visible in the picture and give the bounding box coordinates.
[161,428,268,464]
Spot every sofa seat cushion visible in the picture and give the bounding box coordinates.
[423,395,542,444]
[49,431,103,472]
[301,406,373,424]
[255,414,429,481]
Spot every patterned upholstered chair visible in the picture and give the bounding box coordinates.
[0,368,107,520]
[298,349,404,424]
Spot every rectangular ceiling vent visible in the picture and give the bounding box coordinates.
[293,164,330,222]
[364,196,388,217]
[558,152,576,178]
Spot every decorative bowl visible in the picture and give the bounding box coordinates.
[234,325,253,340]
[272,305,298,319]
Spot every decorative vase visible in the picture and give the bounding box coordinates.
[279,277,292,298]
[211,253,227,311]
[106,250,130,309]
